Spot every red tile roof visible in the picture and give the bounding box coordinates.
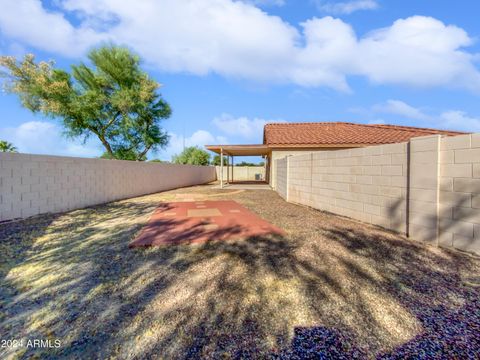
[263,122,466,147]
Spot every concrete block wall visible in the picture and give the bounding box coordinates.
[408,135,441,244]
[0,152,216,221]
[286,143,408,233]
[288,153,315,207]
[270,149,339,189]
[274,133,480,255]
[215,166,265,182]
[438,133,480,254]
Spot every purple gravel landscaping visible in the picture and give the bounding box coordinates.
[1,184,479,359]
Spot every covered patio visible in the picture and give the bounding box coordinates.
[205,144,271,189]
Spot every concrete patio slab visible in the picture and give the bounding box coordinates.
[129,200,285,247]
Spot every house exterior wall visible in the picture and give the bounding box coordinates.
[275,158,288,199]
[215,166,265,181]
[0,153,216,222]
[274,134,480,255]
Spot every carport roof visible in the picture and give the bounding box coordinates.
[205,144,270,156]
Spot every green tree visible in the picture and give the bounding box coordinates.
[0,140,18,153]
[172,146,210,165]
[236,161,264,166]
[211,154,229,166]
[100,149,146,161]
[0,45,171,161]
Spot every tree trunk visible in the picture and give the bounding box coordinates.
[137,145,151,161]
[99,135,114,157]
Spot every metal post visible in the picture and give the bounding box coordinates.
[264,156,268,183]
[227,153,230,185]
[231,156,234,183]
[220,148,224,188]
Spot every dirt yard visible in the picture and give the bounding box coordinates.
[1,184,479,359]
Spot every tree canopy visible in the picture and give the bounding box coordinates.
[236,161,264,167]
[211,154,229,166]
[0,45,171,161]
[0,140,17,153]
[172,146,211,165]
[100,149,146,161]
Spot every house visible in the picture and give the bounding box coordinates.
[206,122,464,188]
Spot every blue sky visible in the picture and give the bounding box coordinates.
[1,0,480,161]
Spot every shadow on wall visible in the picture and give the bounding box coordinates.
[410,184,479,251]
[388,196,406,234]
[1,196,479,358]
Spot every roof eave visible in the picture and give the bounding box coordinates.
[267,143,371,148]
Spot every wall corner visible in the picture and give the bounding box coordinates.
[407,135,441,246]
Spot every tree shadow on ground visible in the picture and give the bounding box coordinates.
[1,190,480,359]
[0,198,162,358]
[1,196,339,358]
[0,214,62,326]
[321,225,480,359]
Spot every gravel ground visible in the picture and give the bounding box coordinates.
[1,184,479,359]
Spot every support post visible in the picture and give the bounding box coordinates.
[226,153,230,185]
[408,135,441,245]
[265,155,269,184]
[220,148,224,188]
[231,156,234,183]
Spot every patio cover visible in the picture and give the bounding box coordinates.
[205,144,270,156]
[205,144,270,188]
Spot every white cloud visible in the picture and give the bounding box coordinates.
[0,0,108,57]
[212,113,282,139]
[356,17,479,91]
[439,111,480,132]
[315,0,378,14]
[163,113,282,160]
[0,120,102,157]
[367,119,386,125]
[371,99,480,132]
[0,1,479,91]
[162,130,228,160]
[243,0,286,6]
[373,100,433,121]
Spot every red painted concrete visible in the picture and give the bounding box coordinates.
[130,200,285,247]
